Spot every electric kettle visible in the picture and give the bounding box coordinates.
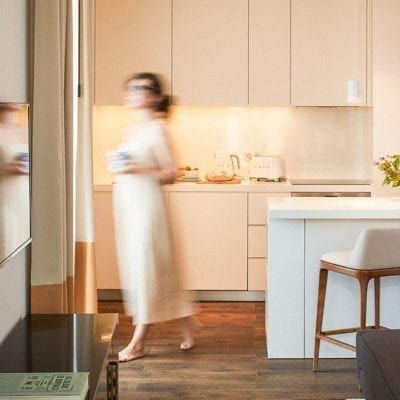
[213,152,240,176]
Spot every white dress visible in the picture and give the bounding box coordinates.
[113,120,192,325]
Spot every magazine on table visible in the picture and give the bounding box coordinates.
[0,372,89,399]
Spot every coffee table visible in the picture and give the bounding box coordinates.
[0,313,119,400]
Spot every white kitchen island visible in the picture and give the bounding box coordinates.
[267,197,400,359]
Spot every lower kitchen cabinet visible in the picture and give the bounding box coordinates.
[93,189,121,289]
[248,225,267,290]
[248,258,267,290]
[94,189,169,290]
[248,225,267,258]
[249,192,288,224]
[248,192,290,291]
[168,192,248,290]
[94,187,287,293]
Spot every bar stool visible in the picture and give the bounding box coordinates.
[313,228,400,372]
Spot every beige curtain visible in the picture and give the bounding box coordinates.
[31,0,97,313]
[75,0,97,313]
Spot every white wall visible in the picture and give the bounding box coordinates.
[0,0,30,343]
[0,0,29,102]
[372,0,400,196]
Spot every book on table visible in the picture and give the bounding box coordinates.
[0,372,89,399]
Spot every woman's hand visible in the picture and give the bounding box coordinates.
[0,161,28,175]
[158,168,176,185]
[118,159,141,174]
[109,158,176,184]
[108,159,139,175]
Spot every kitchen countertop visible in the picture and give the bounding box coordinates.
[267,196,400,359]
[94,180,373,193]
[267,196,400,219]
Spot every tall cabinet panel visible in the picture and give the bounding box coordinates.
[95,0,172,105]
[249,0,290,106]
[172,0,248,105]
[291,0,367,106]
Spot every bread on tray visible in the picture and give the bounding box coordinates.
[205,172,234,182]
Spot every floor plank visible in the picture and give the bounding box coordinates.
[95,301,363,400]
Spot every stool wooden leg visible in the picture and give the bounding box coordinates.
[374,277,380,329]
[313,268,328,372]
[359,275,369,330]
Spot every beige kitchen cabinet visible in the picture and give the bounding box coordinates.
[291,0,367,106]
[248,259,267,291]
[94,0,369,107]
[249,0,290,106]
[93,189,121,289]
[94,0,172,105]
[248,192,288,225]
[248,226,267,258]
[94,187,289,293]
[172,0,248,105]
[94,188,169,291]
[248,192,289,290]
[168,192,248,290]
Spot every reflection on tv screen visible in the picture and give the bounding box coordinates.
[0,103,30,264]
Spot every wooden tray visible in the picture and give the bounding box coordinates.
[196,179,241,184]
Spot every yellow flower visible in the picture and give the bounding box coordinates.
[377,154,400,187]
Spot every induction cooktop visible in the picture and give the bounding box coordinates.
[290,179,372,185]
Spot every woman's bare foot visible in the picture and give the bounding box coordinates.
[180,316,195,351]
[118,324,149,362]
[180,338,194,350]
[118,343,145,362]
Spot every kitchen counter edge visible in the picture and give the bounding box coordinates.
[94,182,373,193]
[267,197,400,219]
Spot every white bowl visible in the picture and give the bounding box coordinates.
[184,170,199,179]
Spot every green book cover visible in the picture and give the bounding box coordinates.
[0,372,89,399]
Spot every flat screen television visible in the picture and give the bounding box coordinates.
[0,103,31,265]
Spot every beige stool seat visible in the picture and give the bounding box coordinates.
[313,228,400,372]
[321,251,351,267]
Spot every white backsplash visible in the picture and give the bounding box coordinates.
[93,106,372,184]
[170,106,372,180]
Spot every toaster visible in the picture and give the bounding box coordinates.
[249,156,286,181]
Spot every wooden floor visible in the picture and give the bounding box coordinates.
[96,301,363,400]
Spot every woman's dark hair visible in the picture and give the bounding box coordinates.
[125,72,171,117]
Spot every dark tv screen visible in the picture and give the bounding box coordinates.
[0,103,31,264]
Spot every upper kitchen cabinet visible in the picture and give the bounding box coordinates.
[172,0,248,106]
[291,0,368,106]
[249,0,290,106]
[94,0,172,105]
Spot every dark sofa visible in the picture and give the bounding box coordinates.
[357,330,400,400]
